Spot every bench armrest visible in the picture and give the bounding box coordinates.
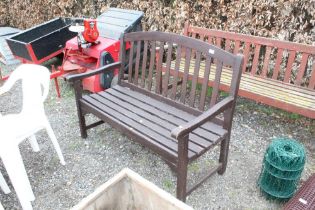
[65,62,121,82]
[171,96,234,139]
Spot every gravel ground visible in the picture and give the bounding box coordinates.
[0,62,314,210]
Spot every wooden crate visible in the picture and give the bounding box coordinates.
[71,168,193,210]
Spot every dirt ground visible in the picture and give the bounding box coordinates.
[0,62,314,209]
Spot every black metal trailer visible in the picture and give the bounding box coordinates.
[6,18,77,64]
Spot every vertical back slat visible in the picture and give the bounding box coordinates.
[309,61,315,89]
[233,40,240,54]
[199,34,205,42]
[147,41,156,91]
[242,42,251,72]
[171,45,182,100]
[191,33,197,57]
[216,37,222,48]
[295,53,309,85]
[140,41,148,88]
[250,44,261,75]
[261,46,272,77]
[128,41,134,83]
[199,57,212,111]
[229,55,244,97]
[183,21,189,36]
[118,35,126,84]
[134,40,141,85]
[207,36,213,45]
[283,51,296,83]
[213,37,222,64]
[180,48,192,103]
[189,51,201,107]
[225,39,231,52]
[272,48,284,80]
[155,42,164,94]
[210,61,223,107]
[162,42,173,96]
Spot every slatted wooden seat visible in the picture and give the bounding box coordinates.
[168,22,315,118]
[83,85,228,161]
[66,31,243,201]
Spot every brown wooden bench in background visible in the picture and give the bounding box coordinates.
[66,31,243,201]
[170,22,315,119]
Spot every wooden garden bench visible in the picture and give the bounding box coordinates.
[66,31,243,201]
[171,22,315,118]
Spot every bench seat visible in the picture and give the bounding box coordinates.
[81,85,228,163]
[168,59,315,118]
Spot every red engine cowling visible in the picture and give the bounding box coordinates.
[82,19,99,43]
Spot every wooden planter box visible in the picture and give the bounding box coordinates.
[71,168,193,210]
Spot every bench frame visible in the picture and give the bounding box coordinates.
[183,22,315,118]
[66,31,243,201]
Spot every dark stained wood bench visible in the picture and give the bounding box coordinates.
[168,22,315,119]
[66,31,243,201]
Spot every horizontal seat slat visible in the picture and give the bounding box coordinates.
[82,86,227,161]
[83,95,187,157]
[101,90,215,149]
[91,93,204,154]
[107,87,226,148]
[80,100,178,160]
[169,61,315,108]
[113,85,227,137]
[172,59,315,97]
[167,60,315,111]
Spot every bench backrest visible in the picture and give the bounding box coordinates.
[119,31,243,112]
[184,22,315,90]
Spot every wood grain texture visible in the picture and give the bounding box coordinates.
[181,23,315,118]
[141,41,148,88]
[72,30,244,202]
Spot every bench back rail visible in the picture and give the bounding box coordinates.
[184,22,315,90]
[119,31,243,113]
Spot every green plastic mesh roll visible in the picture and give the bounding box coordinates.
[258,137,306,200]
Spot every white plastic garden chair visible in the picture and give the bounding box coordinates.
[0,64,65,210]
[0,171,10,194]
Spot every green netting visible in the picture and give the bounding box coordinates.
[264,159,303,180]
[258,137,306,200]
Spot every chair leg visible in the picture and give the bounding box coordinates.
[78,113,87,139]
[44,122,66,165]
[1,147,35,210]
[218,136,230,175]
[176,135,189,202]
[73,81,87,138]
[0,201,4,210]
[176,161,188,202]
[0,171,10,194]
[28,135,40,152]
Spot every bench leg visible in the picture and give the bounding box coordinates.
[78,111,87,138]
[218,135,230,175]
[176,135,188,202]
[177,160,188,202]
[73,81,87,138]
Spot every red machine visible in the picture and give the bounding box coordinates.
[60,20,122,92]
[82,19,99,43]
[6,8,144,95]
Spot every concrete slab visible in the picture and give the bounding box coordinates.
[0,27,21,65]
